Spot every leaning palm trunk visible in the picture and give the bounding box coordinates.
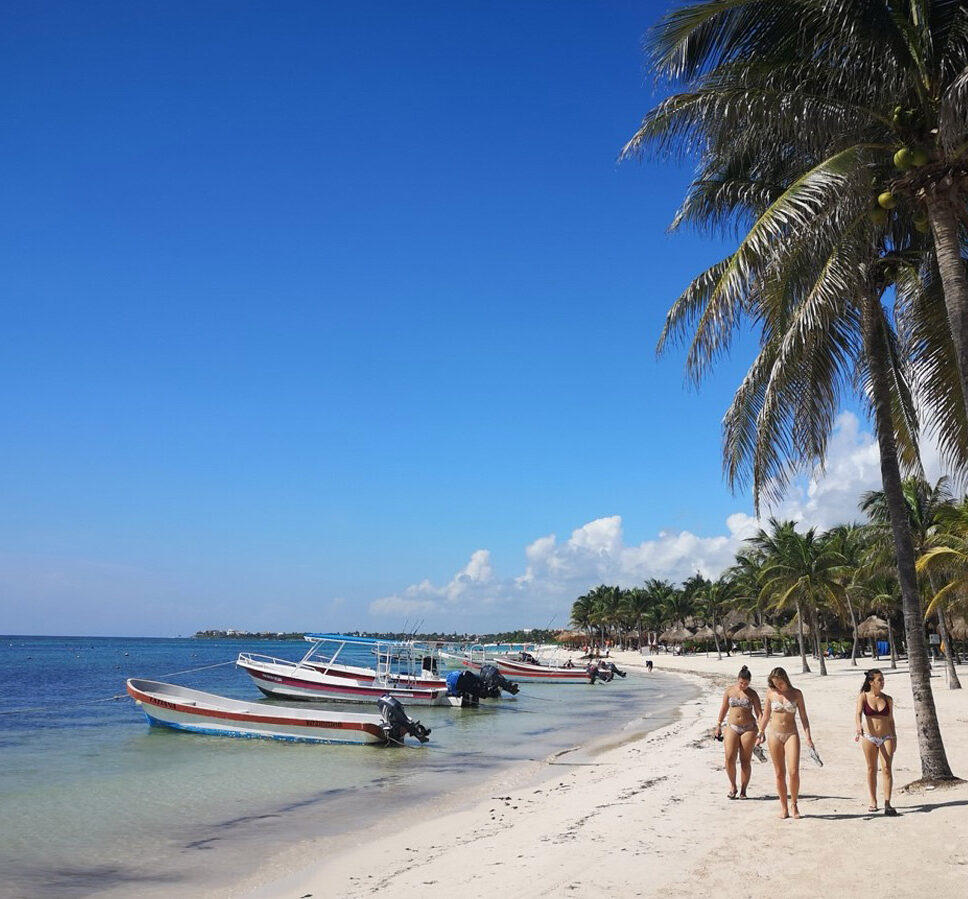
[795,599,810,674]
[887,617,898,671]
[809,605,827,676]
[846,593,859,666]
[864,291,956,780]
[927,184,968,425]
[926,572,962,690]
[936,611,962,690]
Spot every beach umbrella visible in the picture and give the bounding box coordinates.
[731,624,757,641]
[667,626,693,643]
[780,617,811,637]
[753,623,779,639]
[658,628,676,643]
[856,615,889,639]
[690,625,716,641]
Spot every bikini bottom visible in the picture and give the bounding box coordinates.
[728,723,758,735]
[863,733,894,748]
[768,730,798,744]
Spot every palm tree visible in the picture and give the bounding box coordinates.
[862,478,963,689]
[824,523,872,665]
[622,0,960,782]
[695,574,737,660]
[636,0,968,424]
[752,520,845,676]
[917,497,968,667]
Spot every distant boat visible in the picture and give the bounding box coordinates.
[236,634,465,706]
[126,678,431,745]
[461,646,592,684]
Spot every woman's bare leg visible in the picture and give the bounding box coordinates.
[738,730,757,796]
[861,737,879,809]
[785,734,801,818]
[723,727,740,796]
[767,735,789,818]
[880,740,896,807]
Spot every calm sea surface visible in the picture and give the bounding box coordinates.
[0,636,694,898]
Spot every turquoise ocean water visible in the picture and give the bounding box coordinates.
[0,636,694,898]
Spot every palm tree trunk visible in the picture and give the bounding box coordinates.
[809,605,827,676]
[936,611,962,689]
[863,291,956,780]
[795,599,810,673]
[927,183,968,424]
[846,593,859,666]
[888,618,898,670]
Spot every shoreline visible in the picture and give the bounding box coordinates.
[231,651,968,898]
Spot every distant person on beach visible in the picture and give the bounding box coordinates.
[645,659,653,672]
[855,669,899,816]
[757,667,814,819]
[714,665,762,799]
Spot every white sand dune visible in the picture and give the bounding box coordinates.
[232,651,968,898]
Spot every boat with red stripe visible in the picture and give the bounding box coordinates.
[126,678,430,745]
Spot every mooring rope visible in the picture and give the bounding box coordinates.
[0,658,238,715]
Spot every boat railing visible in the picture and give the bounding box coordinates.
[237,651,315,672]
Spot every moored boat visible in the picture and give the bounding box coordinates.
[236,635,464,706]
[126,678,431,745]
[462,648,591,684]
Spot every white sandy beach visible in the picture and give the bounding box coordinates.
[230,652,968,899]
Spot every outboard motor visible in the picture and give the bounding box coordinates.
[445,670,483,706]
[377,695,431,744]
[479,663,520,697]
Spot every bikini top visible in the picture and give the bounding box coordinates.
[728,696,752,709]
[770,696,798,714]
[863,696,890,717]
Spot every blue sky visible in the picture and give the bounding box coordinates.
[1,2,887,636]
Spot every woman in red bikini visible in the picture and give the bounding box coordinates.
[713,665,762,800]
[854,668,898,816]
[757,667,814,819]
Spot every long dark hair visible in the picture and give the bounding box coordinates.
[861,669,883,693]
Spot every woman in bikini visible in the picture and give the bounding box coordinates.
[757,667,814,819]
[713,665,762,799]
[854,668,898,816]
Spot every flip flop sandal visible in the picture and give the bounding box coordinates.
[727,790,738,800]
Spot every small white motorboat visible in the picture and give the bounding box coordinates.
[126,678,431,745]
[236,634,464,706]
[462,647,592,684]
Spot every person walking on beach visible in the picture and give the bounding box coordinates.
[854,668,899,816]
[713,665,762,799]
[757,667,814,819]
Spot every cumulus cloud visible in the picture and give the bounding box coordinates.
[367,411,923,629]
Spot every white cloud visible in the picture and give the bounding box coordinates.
[367,411,931,629]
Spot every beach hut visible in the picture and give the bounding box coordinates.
[780,617,811,636]
[856,615,889,638]
[752,623,778,656]
[688,624,719,657]
[730,624,759,655]
[857,615,894,666]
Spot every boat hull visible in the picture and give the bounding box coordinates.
[237,657,461,706]
[126,679,389,744]
[463,657,590,684]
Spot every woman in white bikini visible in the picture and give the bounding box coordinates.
[713,665,762,799]
[854,668,898,816]
[757,667,814,819]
